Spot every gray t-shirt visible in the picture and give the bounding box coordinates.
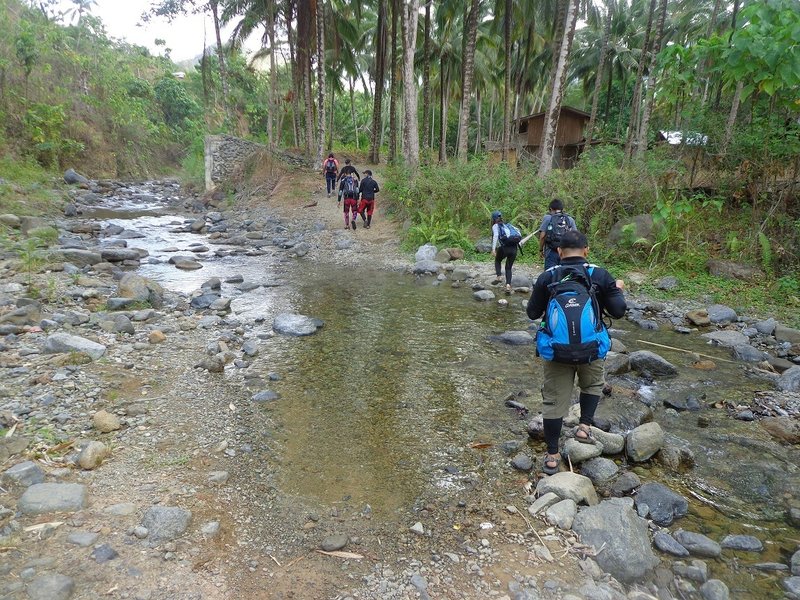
[538,212,577,248]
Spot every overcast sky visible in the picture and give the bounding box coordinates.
[55,0,261,63]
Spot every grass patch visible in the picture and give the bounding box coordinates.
[0,155,63,215]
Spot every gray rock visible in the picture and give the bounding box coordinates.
[792,549,800,575]
[48,248,102,266]
[707,304,737,324]
[528,492,561,516]
[545,499,577,529]
[410,522,425,535]
[141,506,192,542]
[91,543,119,563]
[334,239,353,250]
[64,168,89,185]
[775,325,800,344]
[242,340,259,356]
[293,242,310,257]
[410,573,429,599]
[19,483,86,514]
[653,531,689,557]
[201,521,221,538]
[415,244,438,262]
[673,530,721,558]
[104,503,136,516]
[209,297,231,311]
[634,482,688,526]
[208,471,229,485]
[626,422,665,462]
[272,313,323,336]
[590,428,625,455]
[321,533,348,552]
[412,260,442,274]
[491,330,534,345]
[755,318,777,335]
[251,390,279,403]
[611,471,641,496]
[77,441,109,470]
[701,330,749,347]
[655,276,679,291]
[172,257,203,270]
[66,531,99,547]
[785,576,800,597]
[117,273,163,307]
[473,290,495,301]
[133,526,148,539]
[564,438,602,463]
[604,352,631,376]
[731,344,768,362]
[629,350,678,376]
[511,453,534,471]
[674,561,708,583]
[26,573,75,600]
[720,534,763,552]
[571,499,659,583]
[475,237,493,253]
[2,461,45,487]
[536,472,598,506]
[101,248,142,262]
[43,333,106,360]
[777,366,800,392]
[579,457,619,485]
[700,580,729,600]
[191,294,219,309]
[0,304,41,327]
[0,213,21,228]
[106,297,137,311]
[93,410,121,432]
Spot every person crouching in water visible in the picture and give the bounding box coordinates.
[491,210,517,293]
[357,170,380,229]
[339,173,360,230]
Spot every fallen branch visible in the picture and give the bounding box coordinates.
[315,549,364,560]
[635,339,736,364]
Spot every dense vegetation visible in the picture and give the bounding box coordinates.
[1,0,799,313]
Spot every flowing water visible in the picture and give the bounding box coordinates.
[81,185,800,597]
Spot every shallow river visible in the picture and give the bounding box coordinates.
[82,185,799,598]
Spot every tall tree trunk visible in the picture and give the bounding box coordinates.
[635,0,667,159]
[210,0,232,125]
[720,80,743,156]
[586,1,612,148]
[388,0,399,163]
[501,0,512,161]
[349,76,359,149]
[438,67,448,163]
[421,0,432,154]
[537,0,579,176]
[487,94,494,143]
[266,0,277,149]
[286,0,301,147]
[315,0,326,165]
[298,0,315,155]
[603,63,613,121]
[369,0,388,163]
[474,89,481,154]
[624,0,656,161]
[402,0,421,169]
[700,0,722,105]
[457,0,480,162]
[328,83,335,150]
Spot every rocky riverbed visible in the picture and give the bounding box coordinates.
[0,170,799,600]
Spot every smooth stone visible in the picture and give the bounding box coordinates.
[792,549,800,576]
[320,533,348,552]
[701,330,749,347]
[579,457,620,485]
[626,422,665,462]
[91,543,119,563]
[700,580,729,600]
[673,530,721,558]
[77,441,109,470]
[412,260,442,274]
[528,492,561,516]
[720,534,763,552]
[208,471,229,485]
[492,330,534,345]
[591,428,625,455]
[510,453,534,472]
[2,461,45,487]
[43,333,106,360]
[629,350,678,376]
[473,290,495,301]
[706,304,737,324]
[66,531,99,547]
[201,521,220,538]
[104,503,136,516]
[26,573,75,600]
[272,313,324,336]
[251,390,279,403]
[653,531,689,557]
[634,482,688,526]
[410,522,425,535]
[19,483,87,514]
[785,576,800,596]
[545,499,577,530]
[93,410,121,432]
[536,472,598,506]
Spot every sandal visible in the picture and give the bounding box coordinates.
[575,424,596,444]
[542,453,561,475]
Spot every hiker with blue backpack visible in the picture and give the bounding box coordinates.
[338,173,360,230]
[526,230,626,475]
[538,199,577,270]
[491,211,523,293]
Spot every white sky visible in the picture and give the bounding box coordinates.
[55,0,261,63]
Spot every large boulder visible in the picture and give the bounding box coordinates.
[634,482,688,526]
[775,325,800,344]
[706,304,737,324]
[776,367,800,392]
[626,422,665,462]
[272,313,324,336]
[629,350,678,377]
[101,248,143,263]
[594,395,654,432]
[48,248,102,266]
[43,333,106,360]
[412,260,442,274]
[572,498,659,583]
[117,273,164,308]
[64,168,89,185]
[707,259,763,282]
[536,472,598,506]
[608,214,660,247]
[414,244,438,262]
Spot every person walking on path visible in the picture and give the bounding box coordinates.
[491,210,521,293]
[337,159,360,183]
[322,153,339,197]
[538,199,576,270]
[357,170,380,229]
[338,173,360,230]
[526,230,626,475]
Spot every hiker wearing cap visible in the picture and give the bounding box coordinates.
[357,170,380,229]
[491,210,521,293]
[526,230,626,476]
[322,153,339,197]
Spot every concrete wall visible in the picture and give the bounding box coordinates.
[204,135,266,191]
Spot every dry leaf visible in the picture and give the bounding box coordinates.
[315,550,364,560]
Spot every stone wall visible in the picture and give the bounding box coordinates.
[204,135,266,191]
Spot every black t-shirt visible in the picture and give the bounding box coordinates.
[359,177,380,200]
[338,165,360,180]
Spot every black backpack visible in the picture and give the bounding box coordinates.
[544,213,572,249]
[325,159,337,174]
[342,175,358,197]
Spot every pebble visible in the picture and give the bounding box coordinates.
[91,543,119,564]
[410,522,425,535]
[321,533,348,552]
[93,410,121,432]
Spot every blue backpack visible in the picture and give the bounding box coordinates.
[498,223,523,246]
[342,175,358,198]
[536,264,610,364]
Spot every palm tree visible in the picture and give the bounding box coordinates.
[401,0,421,169]
[368,0,387,163]
[456,0,480,161]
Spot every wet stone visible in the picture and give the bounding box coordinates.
[700,580,729,600]
[510,453,534,472]
[654,531,689,557]
[673,530,721,558]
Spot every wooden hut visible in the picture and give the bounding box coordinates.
[485,106,591,169]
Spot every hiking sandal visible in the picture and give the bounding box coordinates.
[542,453,561,475]
[575,424,596,444]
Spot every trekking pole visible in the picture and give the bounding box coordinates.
[635,339,737,364]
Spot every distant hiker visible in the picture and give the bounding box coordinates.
[357,170,380,229]
[339,173,360,230]
[526,230,626,475]
[491,210,523,293]
[538,199,577,270]
[322,153,339,197]
[337,159,360,187]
